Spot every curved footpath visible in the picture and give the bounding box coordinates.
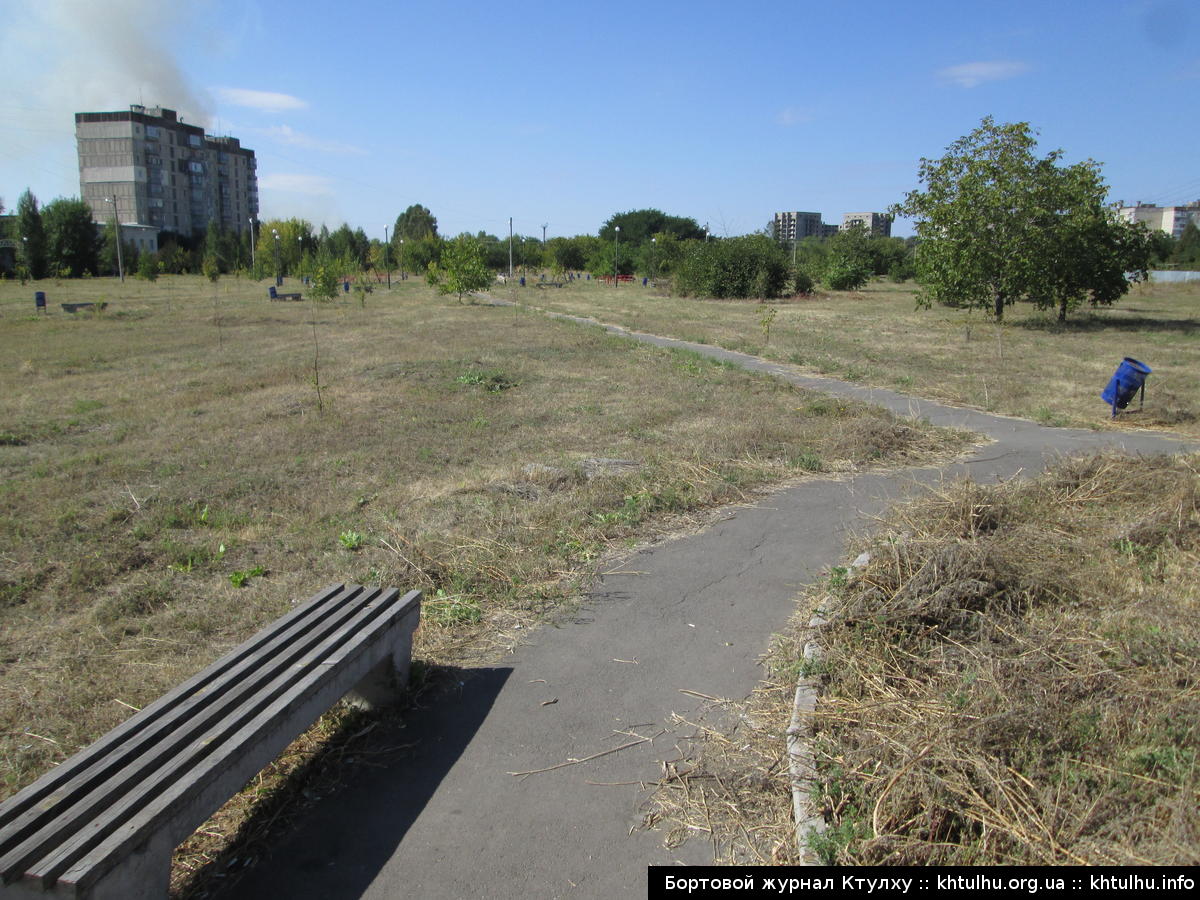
[217,307,1194,899]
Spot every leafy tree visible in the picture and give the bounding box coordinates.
[1033,168,1152,321]
[586,239,634,277]
[203,220,222,281]
[1146,230,1176,267]
[310,263,340,301]
[17,190,48,279]
[1175,222,1200,267]
[547,236,594,273]
[426,235,491,302]
[400,235,441,273]
[42,197,98,277]
[639,232,685,278]
[99,219,135,277]
[394,204,438,242]
[158,239,185,275]
[893,117,1150,321]
[599,209,705,244]
[255,218,312,276]
[137,251,158,281]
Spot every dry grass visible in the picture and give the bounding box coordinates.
[642,675,805,865]
[0,274,968,893]
[516,277,1200,436]
[648,451,1199,866]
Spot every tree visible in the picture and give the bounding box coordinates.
[310,263,339,301]
[599,209,705,244]
[137,251,158,281]
[100,218,133,277]
[426,235,491,302]
[1033,166,1152,321]
[255,218,312,276]
[17,190,48,279]
[42,198,98,277]
[893,117,1150,321]
[1175,222,1200,267]
[394,204,438,242]
[401,235,441,273]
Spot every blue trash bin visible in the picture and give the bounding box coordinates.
[519,276,525,287]
[35,291,46,311]
[343,280,350,293]
[1101,357,1151,414]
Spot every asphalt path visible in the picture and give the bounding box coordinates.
[215,311,1193,900]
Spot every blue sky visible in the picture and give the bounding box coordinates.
[2,0,1198,239]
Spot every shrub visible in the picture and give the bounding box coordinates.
[791,267,815,295]
[824,263,870,291]
[675,235,790,300]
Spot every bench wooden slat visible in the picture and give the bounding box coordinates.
[0,585,356,868]
[0,585,392,881]
[0,585,347,838]
[8,587,390,884]
[58,591,418,893]
[0,585,420,896]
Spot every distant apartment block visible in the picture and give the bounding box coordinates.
[76,105,258,236]
[840,212,892,237]
[1117,202,1200,240]
[773,211,837,242]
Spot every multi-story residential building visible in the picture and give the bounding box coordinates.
[1117,202,1200,239]
[773,211,838,242]
[840,212,893,237]
[75,105,258,236]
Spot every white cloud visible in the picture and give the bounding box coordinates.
[937,60,1031,88]
[214,87,308,113]
[262,124,366,156]
[258,173,334,196]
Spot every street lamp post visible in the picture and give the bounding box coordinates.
[105,196,124,282]
[613,225,620,286]
[399,239,405,279]
[384,226,391,289]
[650,236,656,282]
[249,217,256,269]
[272,229,281,285]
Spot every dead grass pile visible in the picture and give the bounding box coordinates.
[807,451,1200,865]
[643,679,802,866]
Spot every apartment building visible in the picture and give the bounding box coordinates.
[840,212,892,237]
[75,105,258,236]
[773,211,838,242]
[1117,202,1200,239]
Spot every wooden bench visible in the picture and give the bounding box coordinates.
[0,583,421,899]
[60,303,107,314]
[267,287,302,301]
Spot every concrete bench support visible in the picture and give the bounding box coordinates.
[0,584,421,899]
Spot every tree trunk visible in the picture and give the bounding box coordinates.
[993,291,1004,321]
[1058,297,1068,322]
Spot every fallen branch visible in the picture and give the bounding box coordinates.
[509,735,654,778]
